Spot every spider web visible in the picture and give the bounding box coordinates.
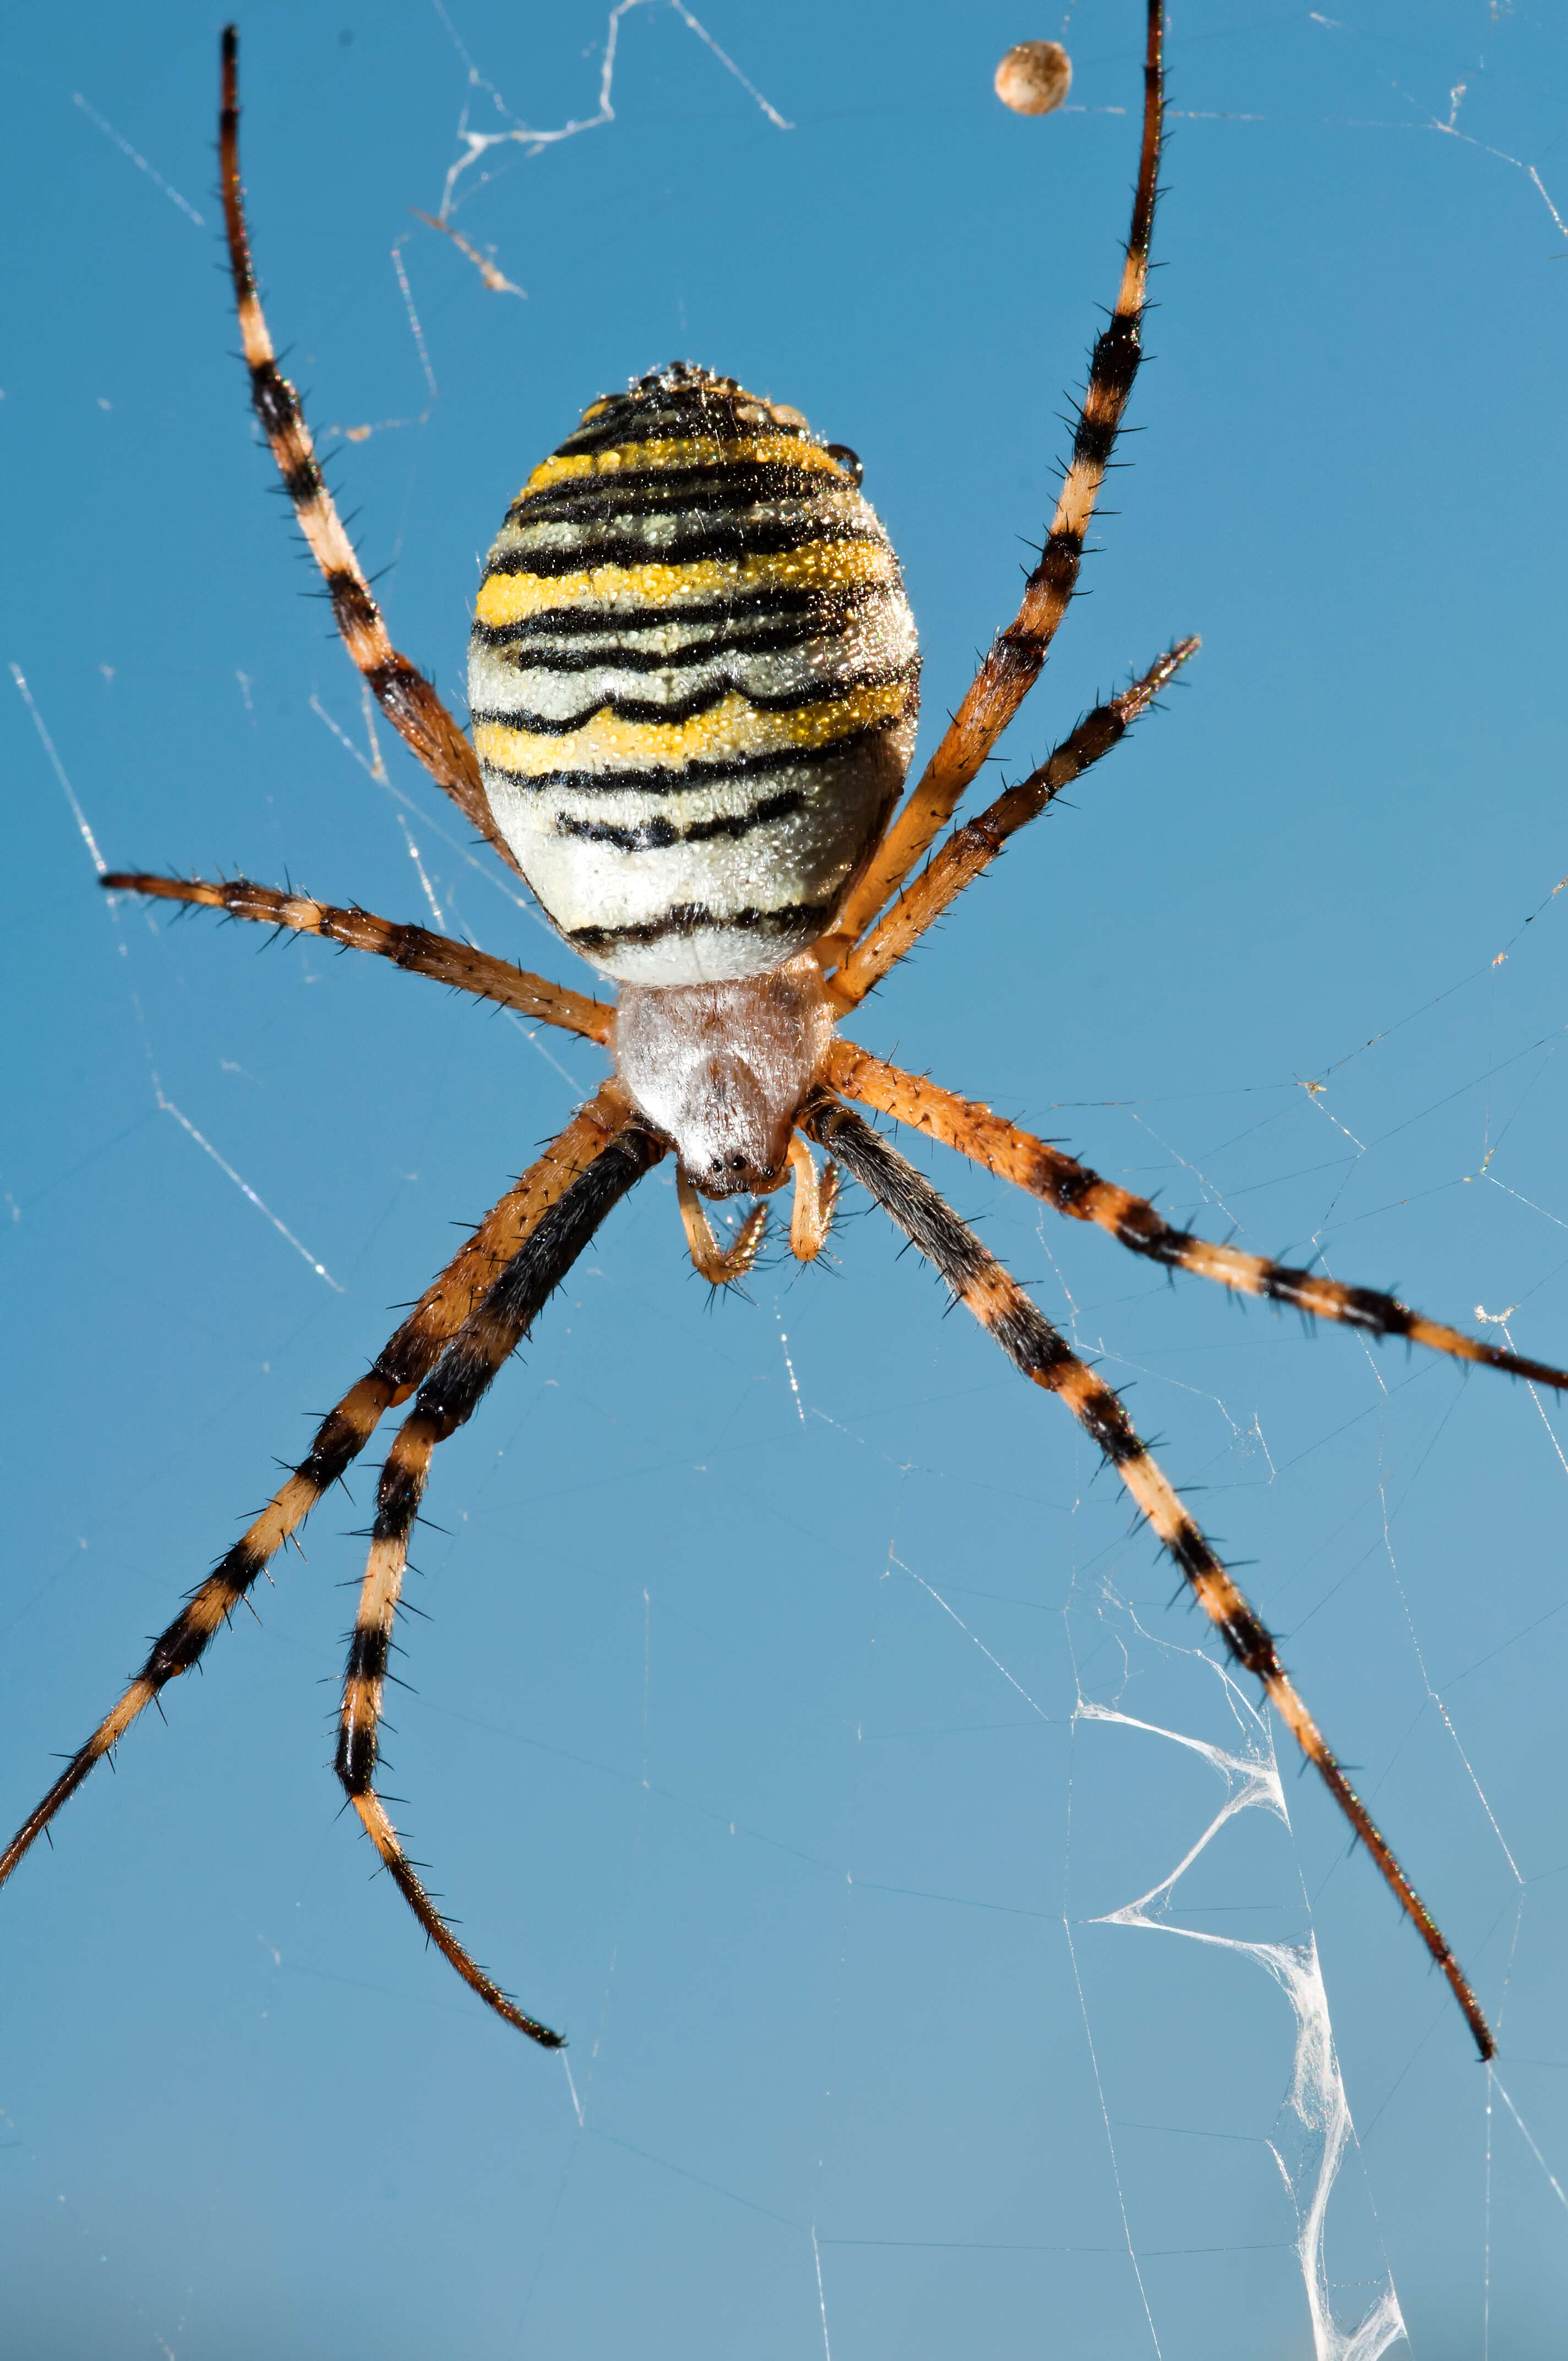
[3,2,1567,2355]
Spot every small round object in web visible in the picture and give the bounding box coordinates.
[994,38,1072,115]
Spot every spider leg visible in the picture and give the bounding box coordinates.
[336,1118,665,2040]
[676,1171,770,1284]
[787,1135,839,1263]
[825,639,1197,1010]
[218,29,515,872]
[824,1042,1568,1393]
[803,1094,1496,2060]
[823,0,1166,960]
[0,1084,633,1895]
[105,872,613,1042]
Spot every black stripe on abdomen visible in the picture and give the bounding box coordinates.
[470,656,918,736]
[483,716,905,798]
[553,787,805,855]
[565,895,839,956]
[472,583,881,655]
[551,395,772,458]
[508,463,842,524]
[485,514,880,579]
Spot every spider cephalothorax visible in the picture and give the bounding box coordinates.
[6,7,1560,2068]
[614,957,835,1197]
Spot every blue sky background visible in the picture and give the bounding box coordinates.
[3,3,1567,2354]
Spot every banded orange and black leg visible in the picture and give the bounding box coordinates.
[824,1042,1568,1394]
[336,1119,664,2039]
[826,638,1197,1011]
[0,1086,633,1895]
[106,872,614,1043]
[825,0,1167,958]
[218,26,515,869]
[802,1095,1496,2060]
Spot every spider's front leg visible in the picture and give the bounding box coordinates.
[218,28,517,874]
[336,1117,664,2040]
[823,0,1167,964]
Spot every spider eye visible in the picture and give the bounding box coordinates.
[826,443,863,487]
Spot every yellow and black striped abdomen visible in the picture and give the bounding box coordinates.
[469,365,919,986]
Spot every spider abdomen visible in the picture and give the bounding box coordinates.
[468,364,919,986]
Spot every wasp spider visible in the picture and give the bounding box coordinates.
[4,7,1561,2061]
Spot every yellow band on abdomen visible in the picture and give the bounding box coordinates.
[514,434,848,502]
[475,678,912,780]
[473,538,897,631]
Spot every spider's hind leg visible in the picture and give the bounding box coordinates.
[0,1088,632,1900]
[804,1092,1498,2062]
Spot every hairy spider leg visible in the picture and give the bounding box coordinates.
[823,0,1166,964]
[103,876,822,1281]
[336,1120,665,2039]
[824,1042,1568,1394]
[826,639,1197,1011]
[105,880,1568,1391]
[104,874,613,1043]
[802,1096,1495,2058]
[219,27,515,871]
[676,1171,770,1284]
[0,1087,632,1894]
[106,879,853,1280]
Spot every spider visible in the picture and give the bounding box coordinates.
[4,6,1562,2064]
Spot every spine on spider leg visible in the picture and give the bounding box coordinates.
[804,1094,1497,2060]
[216,28,497,839]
